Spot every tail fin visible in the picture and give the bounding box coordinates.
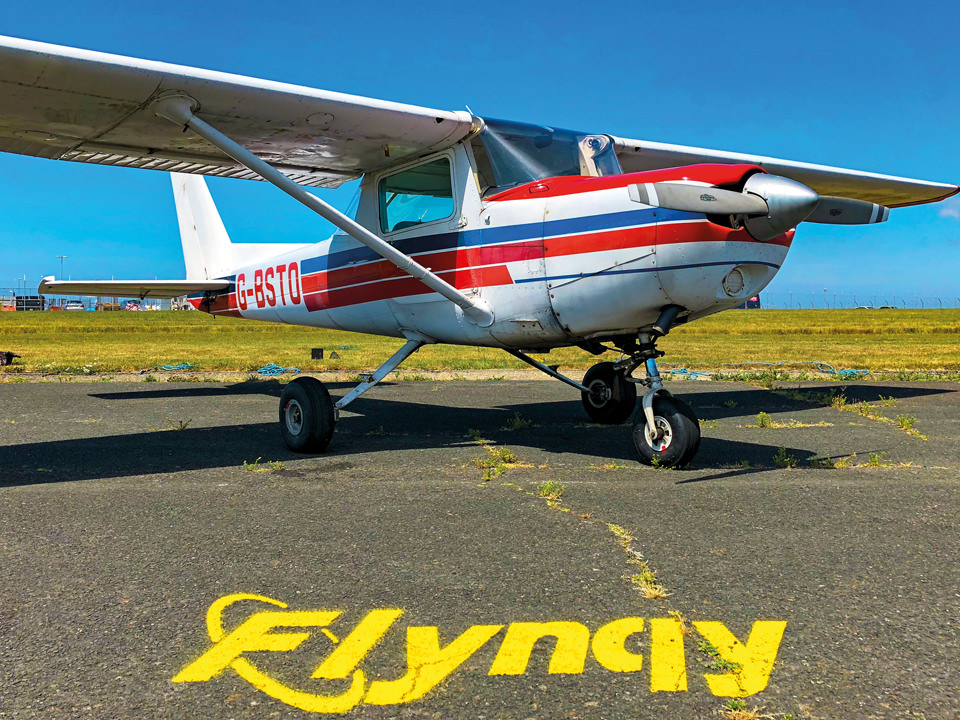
[172,173,312,279]
[172,173,234,280]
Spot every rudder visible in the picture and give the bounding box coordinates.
[172,173,234,280]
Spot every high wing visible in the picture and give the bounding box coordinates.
[613,136,958,208]
[0,35,474,188]
[38,277,229,300]
[0,35,954,206]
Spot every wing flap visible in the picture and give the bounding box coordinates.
[0,35,474,187]
[614,137,958,208]
[38,277,230,299]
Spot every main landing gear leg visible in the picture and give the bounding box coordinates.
[279,336,426,453]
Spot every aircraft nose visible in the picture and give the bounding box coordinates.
[741,173,820,242]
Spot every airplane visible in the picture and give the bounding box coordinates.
[1,35,956,468]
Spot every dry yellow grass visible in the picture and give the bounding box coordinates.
[0,308,957,375]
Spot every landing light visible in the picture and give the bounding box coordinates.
[722,268,745,296]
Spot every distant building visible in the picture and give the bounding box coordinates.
[735,295,761,310]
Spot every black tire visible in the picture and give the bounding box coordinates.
[279,377,335,453]
[632,395,700,469]
[580,362,638,424]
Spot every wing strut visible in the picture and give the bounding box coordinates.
[152,94,494,327]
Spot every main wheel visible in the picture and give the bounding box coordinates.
[279,377,336,453]
[632,395,700,469]
[580,362,638,424]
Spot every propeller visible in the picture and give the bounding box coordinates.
[632,174,891,239]
[630,181,769,216]
[632,174,820,242]
[807,196,890,225]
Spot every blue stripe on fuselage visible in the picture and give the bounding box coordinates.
[299,207,685,276]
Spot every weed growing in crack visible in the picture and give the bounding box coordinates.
[668,610,693,635]
[536,479,566,501]
[896,413,916,430]
[773,446,798,468]
[242,458,284,472]
[698,639,742,672]
[590,460,629,470]
[834,453,856,469]
[501,411,535,432]
[719,698,775,720]
[482,465,505,481]
[630,562,670,600]
[467,428,490,445]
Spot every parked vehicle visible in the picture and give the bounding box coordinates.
[63,300,85,311]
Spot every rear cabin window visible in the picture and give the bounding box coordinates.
[378,157,455,234]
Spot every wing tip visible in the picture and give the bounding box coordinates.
[888,183,960,209]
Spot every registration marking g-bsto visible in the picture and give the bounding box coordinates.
[236,262,301,311]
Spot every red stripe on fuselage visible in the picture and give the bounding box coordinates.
[301,240,542,296]
[304,265,513,312]
[485,164,762,202]
[191,292,243,318]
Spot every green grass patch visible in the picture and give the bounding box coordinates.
[2,309,960,375]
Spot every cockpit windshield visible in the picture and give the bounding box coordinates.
[470,118,622,195]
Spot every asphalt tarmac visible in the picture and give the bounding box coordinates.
[1,378,958,720]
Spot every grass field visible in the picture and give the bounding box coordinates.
[1,309,958,378]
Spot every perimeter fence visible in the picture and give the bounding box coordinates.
[760,293,960,310]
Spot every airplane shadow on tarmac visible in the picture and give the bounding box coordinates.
[0,381,952,488]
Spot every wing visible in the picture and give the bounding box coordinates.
[38,277,230,300]
[0,35,474,188]
[613,136,958,208]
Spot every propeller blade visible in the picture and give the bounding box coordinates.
[631,182,769,216]
[806,196,890,224]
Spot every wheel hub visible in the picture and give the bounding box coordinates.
[645,416,673,452]
[587,379,612,408]
[284,399,304,436]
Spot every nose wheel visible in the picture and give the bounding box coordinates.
[632,394,700,468]
[578,329,701,468]
[581,362,638,424]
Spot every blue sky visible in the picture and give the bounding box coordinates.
[2,0,958,305]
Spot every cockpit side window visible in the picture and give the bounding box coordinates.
[378,157,455,234]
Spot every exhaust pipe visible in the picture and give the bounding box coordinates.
[652,305,684,337]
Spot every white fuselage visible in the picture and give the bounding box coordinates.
[195,142,790,349]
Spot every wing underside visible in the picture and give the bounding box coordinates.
[0,35,474,188]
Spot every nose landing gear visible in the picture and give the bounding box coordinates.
[628,343,700,469]
[580,308,701,468]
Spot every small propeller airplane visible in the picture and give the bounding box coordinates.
[1,36,956,468]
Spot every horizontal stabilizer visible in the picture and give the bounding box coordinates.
[38,276,230,299]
